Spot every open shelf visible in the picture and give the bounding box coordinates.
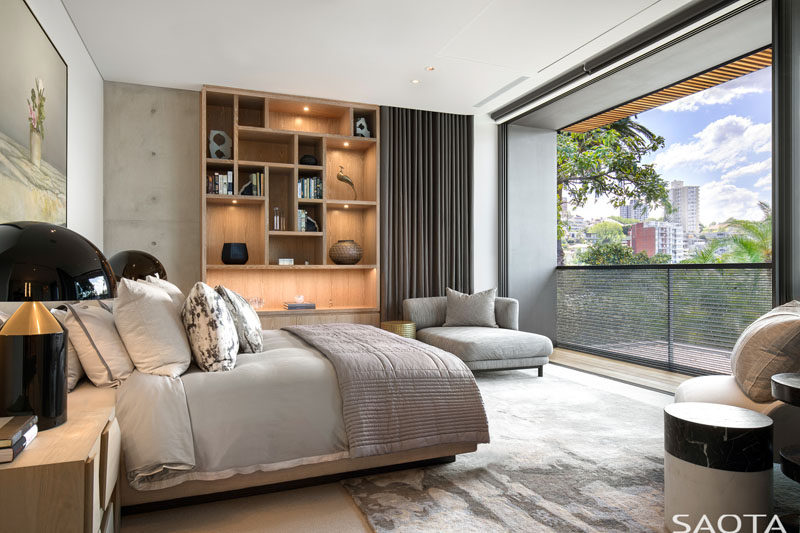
[270,99,350,136]
[268,234,323,266]
[326,206,377,265]
[238,127,294,164]
[206,201,265,266]
[206,264,377,270]
[268,166,294,231]
[326,200,376,210]
[238,95,266,128]
[206,92,234,160]
[326,143,377,202]
[207,194,265,205]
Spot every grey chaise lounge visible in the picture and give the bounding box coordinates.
[403,296,552,375]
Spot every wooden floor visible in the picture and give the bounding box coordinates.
[550,347,692,394]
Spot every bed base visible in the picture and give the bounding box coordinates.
[120,442,476,509]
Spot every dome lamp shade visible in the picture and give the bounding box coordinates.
[108,250,167,282]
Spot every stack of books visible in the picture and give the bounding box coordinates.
[298,176,322,199]
[297,209,308,231]
[206,170,234,195]
[283,301,316,310]
[0,416,37,464]
[239,172,264,196]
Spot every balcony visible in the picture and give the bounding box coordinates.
[556,264,773,375]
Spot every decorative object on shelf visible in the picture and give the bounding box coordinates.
[329,240,363,265]
[278,258,294,266]
[108,250,167,281]
[299,154,318,166]
[354,116,371,138]
[337,166,357,199]
[294,295,304,304]
[272,207,286,231]
[283,301,316,310]
[305,215,319,232]
[208,129,232,159]
[2,1,67,225]
[381,320,416,339]
[221,243,248,265]
[0,222,116,430]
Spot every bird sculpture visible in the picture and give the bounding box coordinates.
[337,166,357,200]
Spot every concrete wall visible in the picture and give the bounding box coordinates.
[506,125,557,338]
[472,113,498,292]
[103,82,200,294]
[26,0,104,247]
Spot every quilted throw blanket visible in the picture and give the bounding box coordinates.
[283,324,490,457]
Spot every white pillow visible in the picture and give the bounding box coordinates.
[144,276,185,310]
[49,308,86,391]
[182,283,238,371]
[114,278,191,377]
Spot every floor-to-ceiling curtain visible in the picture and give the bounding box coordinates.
[380,106,473,320]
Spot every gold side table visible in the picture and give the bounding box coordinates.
[381,320,416,339]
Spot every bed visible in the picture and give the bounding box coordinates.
[112,325,490,506]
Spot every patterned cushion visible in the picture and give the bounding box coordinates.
[215,286,263,353]
[443,287,498,328]
[731,301,800,402]
[181,282,239,372]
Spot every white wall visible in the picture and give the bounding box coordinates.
[26,0,104,248]
[472,113,498,291]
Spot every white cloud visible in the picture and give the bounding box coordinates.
[721,157,771,181]
[653,115,771,173]
[699,180,763,225]
[660,68,771,112]
[754,174,772,189]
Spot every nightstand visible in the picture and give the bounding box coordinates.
[0,382,120,533]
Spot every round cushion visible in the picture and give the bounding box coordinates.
[731,301,800,402]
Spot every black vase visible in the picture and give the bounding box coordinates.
[222,243,248,265]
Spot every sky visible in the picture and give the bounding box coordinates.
[569,67,772,227]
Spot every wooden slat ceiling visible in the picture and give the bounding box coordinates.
[561,48,772,133]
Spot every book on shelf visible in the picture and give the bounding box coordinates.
[206,170,235,195]
[297,209,308,232]
[0,424,37,464]
[297,176,322,199]
[0,415,36,448]
[238,172,264,196]
[283,302,316,310]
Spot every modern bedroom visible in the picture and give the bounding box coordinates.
[0,0,799,532]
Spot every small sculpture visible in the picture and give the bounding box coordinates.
[337,166,357,200]
[208,130,232,159]
[355,117,371,138]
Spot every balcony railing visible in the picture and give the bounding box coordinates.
[556,264,773,375]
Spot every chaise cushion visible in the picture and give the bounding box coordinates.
[417,326,552,363]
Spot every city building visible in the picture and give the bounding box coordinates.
[667,180,700,234]
[619,202,648,221]
[631,221,686,262]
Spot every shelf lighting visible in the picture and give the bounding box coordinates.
[344,204,350,209]
[303,106,309,111]
[232,199,238,204]
[343,142,349,147]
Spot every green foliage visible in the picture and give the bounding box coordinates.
[649,253,672,264]
[586,221,623,245]
[681,240,725,264]
[726,202,772,263]
[609,216,640,225]
[26,78,45,137]
[578,242,657,265]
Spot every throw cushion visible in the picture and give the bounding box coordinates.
[115,278,191,377]
[144,276,185,310]
[443,287,498,328]
[215,286,262,353]
[54,303,133,388]
[49,307,86,391]
[181,282,238,371]
[731,301,800,402]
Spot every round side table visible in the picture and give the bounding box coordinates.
[380,320,416,339]
[772,373,800,483]
[663,402,773,531]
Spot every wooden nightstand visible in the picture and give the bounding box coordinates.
[0,383,120,533]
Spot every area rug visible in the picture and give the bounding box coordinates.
[341,365,800,532]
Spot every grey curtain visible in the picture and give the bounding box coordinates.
[380,106,473,320]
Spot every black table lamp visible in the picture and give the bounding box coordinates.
[108,250,167,281]
[0,222,116,430]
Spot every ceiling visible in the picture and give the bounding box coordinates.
[62,0,695,116]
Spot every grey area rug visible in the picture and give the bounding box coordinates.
[341,365,800,532]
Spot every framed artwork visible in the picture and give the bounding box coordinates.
[0,0,67,225]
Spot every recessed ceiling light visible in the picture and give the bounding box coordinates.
[410,79,420,84]
[303,106,309,111]
[343,142,349,147]
[425,66,435,71]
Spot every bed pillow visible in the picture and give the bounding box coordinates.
[54,303,133,388]
[181,282,238,371]
[731,301,800,402]
[443,287,498,328]
[115,278,191,377]
[49,308,85,391]
[215,286,262,353]
[144,276,185,310]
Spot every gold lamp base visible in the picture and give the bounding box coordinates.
[380,320,416,339]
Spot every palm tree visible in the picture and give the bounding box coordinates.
[726,202,772,263]
[682,239,724,264]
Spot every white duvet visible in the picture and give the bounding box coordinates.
[116,330,348,491]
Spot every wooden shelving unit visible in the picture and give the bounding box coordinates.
[201,86,380,326]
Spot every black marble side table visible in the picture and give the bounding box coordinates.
[771,373,800,483]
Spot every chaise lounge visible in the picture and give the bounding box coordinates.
[403,296,552,375]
